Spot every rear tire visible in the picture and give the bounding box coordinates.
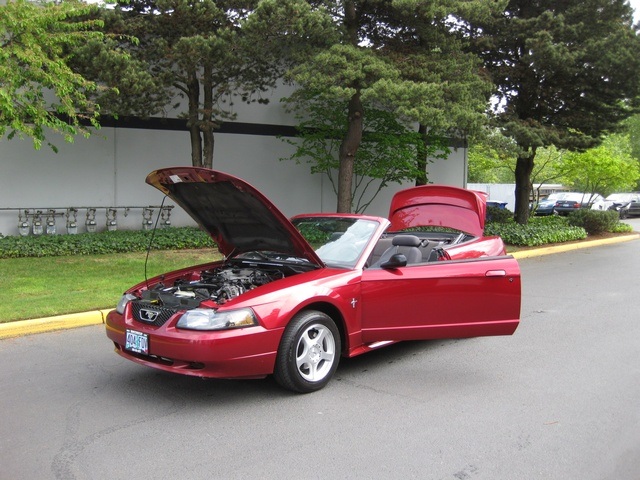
[274,311,341,393]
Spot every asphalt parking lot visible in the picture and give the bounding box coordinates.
[1,222,639,479]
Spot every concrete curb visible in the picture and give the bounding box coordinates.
[0,309,113,340]
[510,232,640,259]
[1,233,638,340]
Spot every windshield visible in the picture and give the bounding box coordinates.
[292,217,379,268]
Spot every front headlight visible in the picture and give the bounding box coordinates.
[116,293,138,315]
[176,308,258,331]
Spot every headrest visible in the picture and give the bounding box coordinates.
[392,235,421,247]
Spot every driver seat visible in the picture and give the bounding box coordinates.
[371,235,422,268]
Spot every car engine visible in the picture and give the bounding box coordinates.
[141,265,287,310]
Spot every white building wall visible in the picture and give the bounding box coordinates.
[0,90,468,236]
[467,183,516,211]
[429,146,467,188]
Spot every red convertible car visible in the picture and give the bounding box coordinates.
[106,167,521,393]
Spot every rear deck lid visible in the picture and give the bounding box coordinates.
[388,185,486,237]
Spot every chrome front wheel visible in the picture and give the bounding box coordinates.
[274,311,341,393]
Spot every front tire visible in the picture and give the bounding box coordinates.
[274,311,341,393]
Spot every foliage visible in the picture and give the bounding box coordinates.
[471,0,640,223]
[68,19,171,121]
[611,222,634,233]
[86,0,334,169]
[527,214,570,227]
[283,96,448,213]
[0,227,215,259]
[468,130,567,193]
[286,0,501,212]
[486,207,633,245]
[528,146,567,201]
[467,130,517,183]
[485,205,513,223]
[566,209,620,235]
[623,114,640,165]
[0,0,110,151]
[470,129,640,206]
[485,220,587,246]
[555,134,640,196]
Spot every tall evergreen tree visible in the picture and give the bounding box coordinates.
[287,0,502,212]
[84,0,334,168]
[368,1,501,186]
[471,0,640,223]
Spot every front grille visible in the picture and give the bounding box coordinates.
[131,302,178,327]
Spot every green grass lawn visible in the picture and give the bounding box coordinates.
[0,249,220,322]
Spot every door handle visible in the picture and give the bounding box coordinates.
[485,270,506,277]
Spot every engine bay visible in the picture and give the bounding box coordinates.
[138,264,286,310]
[131,254,317,318]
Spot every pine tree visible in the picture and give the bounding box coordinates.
[471,0,640,223]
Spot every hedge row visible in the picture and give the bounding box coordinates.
[485,221,587,246]
[0,209,632,258]
[485,207,632,246]
[0,227,215,258]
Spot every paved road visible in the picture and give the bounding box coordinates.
[1,236,639,480]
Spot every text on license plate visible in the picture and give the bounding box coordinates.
[125,329,149,355]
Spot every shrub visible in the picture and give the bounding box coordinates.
[567,209,619,235]
[611,222,634,233]
[485,221,587,246]
[485,210,588,246]
[0,227,215,259]
[528,215,570,227]
[485,206,513,223]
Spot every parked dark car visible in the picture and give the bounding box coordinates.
[553,192,606,216]
[626,193,640,217]
[534,194,561,216]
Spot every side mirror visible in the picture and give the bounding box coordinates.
[381,253,407,269]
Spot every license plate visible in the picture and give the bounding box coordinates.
[125,329,149,355]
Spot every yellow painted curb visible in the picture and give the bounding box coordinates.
[511,233,640,259]
[0,309,113,340]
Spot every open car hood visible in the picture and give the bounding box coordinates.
[388,185,486,237]
[146,167,323,265]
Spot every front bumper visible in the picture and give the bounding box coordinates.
[105,310,282,379]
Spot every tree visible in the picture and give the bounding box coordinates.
[468,129,566,203]
[0,0,108,151]
[88,0,334,169]
[471,0,640,223]
[283,95,448,212]
[287,0,501,212]
[622,113,640,162]
[556,134,640,196]
[467,129,519,183]
[373,1,501,186]
[527,145,566,204]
